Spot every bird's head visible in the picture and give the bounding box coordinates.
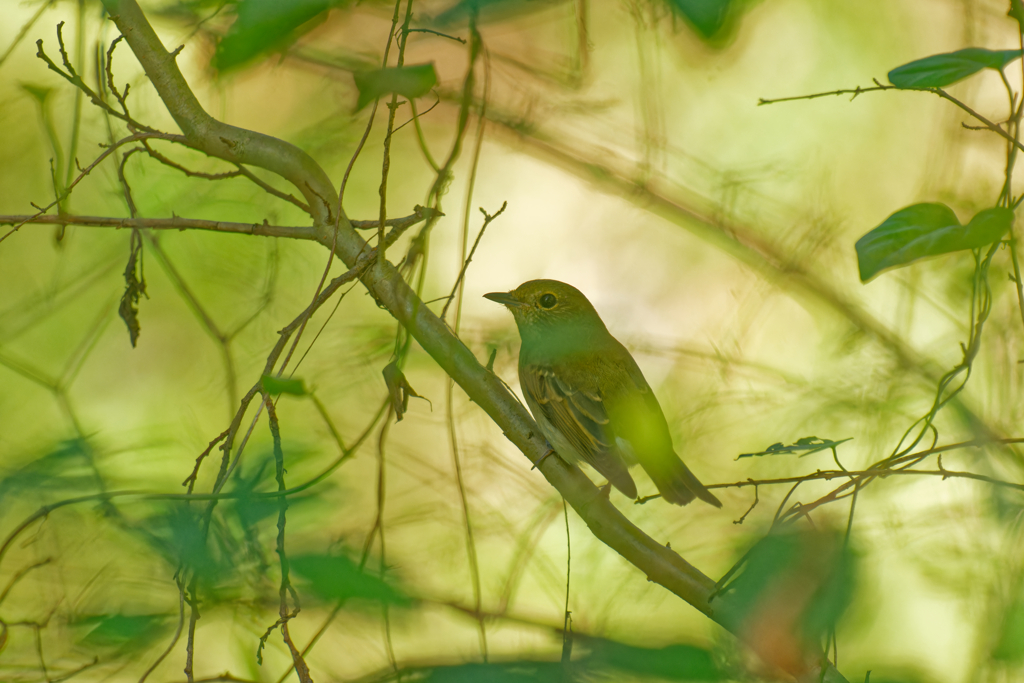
[484,279,606,342]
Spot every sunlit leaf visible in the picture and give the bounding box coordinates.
[261,374,307,396]
[74,613,168,651]
[354,64,437,111]
[888,48,1023,88]
[664,0,733,39]
[290,553,411,605]
[214,0,351,72]
[583,638,722,680]
[855,203,1013,282]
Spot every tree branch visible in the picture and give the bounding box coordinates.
[0,208,439,240]
[1,214,315,239]
[98,1,846,679]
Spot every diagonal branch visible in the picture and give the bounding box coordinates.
[98,1,845,679]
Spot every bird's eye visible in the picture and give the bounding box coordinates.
[539,293,557,309]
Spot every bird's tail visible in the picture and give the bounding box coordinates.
[651,455,721,508]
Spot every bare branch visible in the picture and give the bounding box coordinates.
[1,213,316,239]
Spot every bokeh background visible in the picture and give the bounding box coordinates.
[2,0,1024,681]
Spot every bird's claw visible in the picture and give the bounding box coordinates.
[531,448,555,470]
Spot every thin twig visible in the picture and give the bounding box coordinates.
[440,201,506,321]
[404,27,466,43]
[0,214,315,239]
[0,132,184,244]
[761,80,1024,154]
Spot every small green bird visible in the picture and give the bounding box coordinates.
[485,279,721,507]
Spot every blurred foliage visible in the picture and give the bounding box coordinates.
[72,612,169,652]
[262,374,308,395]
[214,0,353,71]
[717,529,856,674]
[354,64,438,111]
[290,552,411,606]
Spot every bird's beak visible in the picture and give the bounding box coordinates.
[483,291,526,307]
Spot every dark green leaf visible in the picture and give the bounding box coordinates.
[354,64,437,110]
[664,0,733,39]
[737,436,851,459]
[74,613,168,651]
[261,375,307,396]
[583,638,722,680]
[290,553,411,605]
[888,47,1023,88]
[856,203,1013,282]
[214,0,350,72]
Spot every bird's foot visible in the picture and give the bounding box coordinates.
[598,483,612,499]
[531,448,555,470]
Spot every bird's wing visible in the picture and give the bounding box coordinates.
[520,362,637,499]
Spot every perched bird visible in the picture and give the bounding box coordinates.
[484,279,721,507]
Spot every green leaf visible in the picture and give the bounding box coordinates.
[74,613,168,651]
[353,64,437,110]
[855,204,1013,282]
[261,375,307,396]
[664,0,733,39]
[289,553,411,605]
[737,436,851,459]
[888,47,1023,88]
[214,0,350,72]
[583,639,722,680]
[1011,0,1024,34]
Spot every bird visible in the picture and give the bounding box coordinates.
[484,279,721,507]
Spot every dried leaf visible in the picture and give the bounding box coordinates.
[118,229,147,347]
[382,360,427,421]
